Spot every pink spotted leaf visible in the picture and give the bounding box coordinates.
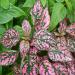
[58,20,67,33]
[30,0,43,22]
[22,20,31,37]
[21,63,39,75]
[0,50,18,66]
[66,23,75,37]
[1,29,19,48]
[21,56,39,75]
[66,36,75,52]
[20,47,39,75]
[53,62,69,75]
[35,7,50,31]
[13,65,20,75]
[39,59,56,75]
[20,40,30,58]
[48,37,73,62]
[31,29,57,51]
[67,61,75,75]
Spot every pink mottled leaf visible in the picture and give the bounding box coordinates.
[67,37,75,52]
[13,65,20,75]
[39,59,56,75]
[67,61,75,75]
[21,63,39,75]
[66,23,75,37]
[1,29,19,48]
[31,0,50,31]
[20,40,30,58]
[0,50,17,66]
[31,30,57,51]
[30,0,43,21]
[21,56,38,75]
[20,47,39,75]
[53,62,69,75]
[48,37,73,62]
[41,7,50,29]
[35,7,50,31]
[22,20,31,37]
[29,47,38,65]
[58,20,67,33]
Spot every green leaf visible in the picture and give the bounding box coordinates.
[67,12,75,23]
[48,0,55,13]
[0,66,2,75]
[27,66,31,74]
[65,0,73,12]
[8,4,25,17]
[70,0,75,9]
[0,26,6,38]
[23,0,35,7]
[7,72,13,75]
[9,0,16,4]
[56,0,64,3]
[0,0,9,9]
[48,0,55,7]
[0,44,11,52]
[0,12,13,24]
[41,0,46,7]
[49,3,67,31]
[0,4,25,24]
[14,25,24,38]
[0,7,13,24]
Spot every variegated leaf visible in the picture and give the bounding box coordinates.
[0,50,17,66]
[41,7,50,29]
[13,65,20,75]
[21,56,38,75]
[67,61,75,75]
[58,20,67,33]
[30,0,43,21]
[20,40,30,58]
[1,29,19,48]
[48,37,73,62]
[67,37,75,52]
[53,62,69,75]
[29,47,38,65]
[39,59,56,75]
[66,23,75,37]
[20,47,39,75]
[31,30,57,51]
[21,63,39,75]
[22,20,31,37]
[35,7,50,31]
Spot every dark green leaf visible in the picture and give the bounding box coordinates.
[0,0,9,9]
[0,66,2,75]
[49,3,67,31]
[7,72,13,75]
